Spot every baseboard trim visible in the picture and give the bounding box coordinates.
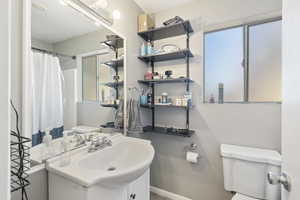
[150,186,192,200]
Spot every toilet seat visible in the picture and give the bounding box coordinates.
[232,193,259,200]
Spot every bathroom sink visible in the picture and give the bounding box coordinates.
[46,135,155,187]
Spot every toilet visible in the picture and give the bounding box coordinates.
[221,144,282,200]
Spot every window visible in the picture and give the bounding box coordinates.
[204,19,282,103]
[81,52,117,102]
[82,55,98,101]
[248,21,282,102]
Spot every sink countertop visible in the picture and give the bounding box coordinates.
[31,132,116,164]
[46,134,155,187]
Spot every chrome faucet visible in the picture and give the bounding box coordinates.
[88,136,112,153]
[73,133,86,147]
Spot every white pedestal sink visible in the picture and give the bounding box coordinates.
[46,135,155,200]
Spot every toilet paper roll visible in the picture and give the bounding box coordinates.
[186,151,199,163]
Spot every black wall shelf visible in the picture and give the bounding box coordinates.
[138,78,193,85]
[104,81,124,88]
[100,36,123,108]
[101,104,119,108]
[101,38,124,50]
[143,126,194,137]
[138,21,194,41]
[141,104,191,109]
[138,49,193,63]
[137,20,194,137]
[103,58,124,69]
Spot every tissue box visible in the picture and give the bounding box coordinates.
[138,14,155,32]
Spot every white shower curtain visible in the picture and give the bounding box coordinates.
[30,51,64,145]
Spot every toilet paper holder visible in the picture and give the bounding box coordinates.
[185,143,198,153]
[185,143,199,164]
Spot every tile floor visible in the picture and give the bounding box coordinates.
[150,192,172,200]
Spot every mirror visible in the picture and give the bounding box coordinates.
[30,0,125,149]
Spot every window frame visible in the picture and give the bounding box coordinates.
[82,55,99,102]
[76,49,109,103]
[203,17,282,104]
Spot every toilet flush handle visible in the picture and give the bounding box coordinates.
[267,172,291,192]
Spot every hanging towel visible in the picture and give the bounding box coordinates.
[114,99,124,129]
[127,98,143,134]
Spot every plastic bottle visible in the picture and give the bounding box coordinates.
[147,40,152,55]
[184,91,193,107]
[59,131,71,167]
[42,128,54,160]
[141,42,146,56]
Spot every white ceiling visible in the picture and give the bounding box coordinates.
[32,0,101,44]
[134,0,195,13]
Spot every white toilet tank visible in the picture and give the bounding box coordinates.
[221,144,282,200]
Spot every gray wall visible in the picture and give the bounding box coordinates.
[131,0,282,199]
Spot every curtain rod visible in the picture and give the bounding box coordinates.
[31,47,76,60]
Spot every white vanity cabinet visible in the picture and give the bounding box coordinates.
[49,170,150,200]
[127,170,150,200]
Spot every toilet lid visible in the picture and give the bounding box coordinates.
[232,194,259,200]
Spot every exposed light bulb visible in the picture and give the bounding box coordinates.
[59,0,68,6]
[93,0,108,9]
[112,10,121,19]
[94,21,101,26]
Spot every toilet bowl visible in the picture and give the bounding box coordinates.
[221,144,282,200]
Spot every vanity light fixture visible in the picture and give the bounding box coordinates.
[60,0,113,26]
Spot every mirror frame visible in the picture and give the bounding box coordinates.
[22,0,128,138]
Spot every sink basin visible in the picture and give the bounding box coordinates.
[46,135,155,187]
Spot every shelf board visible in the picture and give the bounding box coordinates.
[141,104,191,109]
[138,21,194,41]
[138,78,193,85]
[138,49,193,63]
[143,126,194,137]
[100,38,123,49]
[101,104,118,108]
[104,81,124,88]
[103,58,124,69]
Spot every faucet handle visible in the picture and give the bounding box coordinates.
[92,135,100,143]
[101,136,108,142]
[103,137,112,146]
